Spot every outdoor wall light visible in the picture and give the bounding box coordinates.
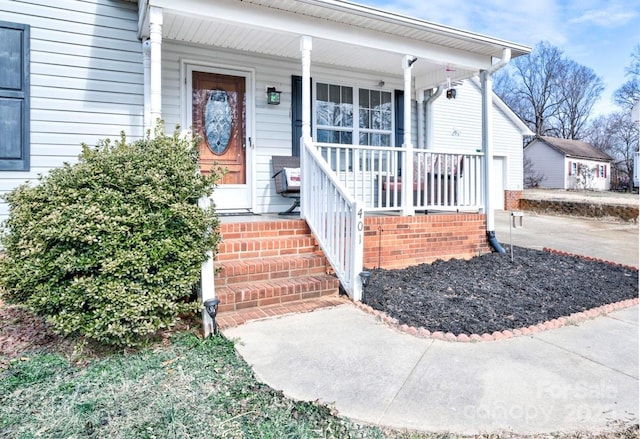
[203,298,221,335]
[359,271,372,301]
[446,88,457,99]
[359,271,372,287]
[266,87,281,105]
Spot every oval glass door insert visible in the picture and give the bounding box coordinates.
[204,90,233,155]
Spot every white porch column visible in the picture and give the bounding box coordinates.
[300,35,312,220]
[402,55,415,216]
[149,6,163,133]
[142,40,151,133]
[300,36,312,142]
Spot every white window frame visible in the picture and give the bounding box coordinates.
[313,80,395,147]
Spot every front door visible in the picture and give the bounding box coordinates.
[191,70,251,210]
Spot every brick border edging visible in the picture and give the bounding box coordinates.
[354,248,639,343]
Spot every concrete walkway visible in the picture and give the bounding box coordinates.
[225,305,638,434]
[224,213,639,435]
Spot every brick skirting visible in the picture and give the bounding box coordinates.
[504,190,522,210]
[363,213,491,269]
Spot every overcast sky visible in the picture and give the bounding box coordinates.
[359,0,639,117]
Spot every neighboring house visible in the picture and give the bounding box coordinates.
[0,0,531,306]
[524,136,612,191]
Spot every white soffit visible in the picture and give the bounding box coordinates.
[151,0,531,82]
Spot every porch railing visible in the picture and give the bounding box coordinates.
[301,139,365,301]
[316,144,484,212]
[301,141,483,300]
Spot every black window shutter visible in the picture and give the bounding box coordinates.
[291,75,312,157]
[0,21,30,171]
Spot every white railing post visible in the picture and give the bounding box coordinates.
[350,201,365,301]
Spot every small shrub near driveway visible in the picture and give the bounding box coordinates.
[0,125,222,347]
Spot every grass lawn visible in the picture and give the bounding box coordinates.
[1,309,638,438]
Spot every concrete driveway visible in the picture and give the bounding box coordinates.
[494,210,638,268]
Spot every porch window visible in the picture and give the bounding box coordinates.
[316,83,353,144]
[315,82,394,172]
[315,83,393,146]
[358,89,392,147]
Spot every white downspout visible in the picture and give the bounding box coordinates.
[402,55,416,216]
[142,40,151,134]
[149,6,163,134]
[417,89,426,149]
[300,35,312,220]
[425,86,444,150]
[482,48,510,253]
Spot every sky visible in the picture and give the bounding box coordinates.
[360,0,639,117]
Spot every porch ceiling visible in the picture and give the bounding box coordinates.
[146,0,531,88]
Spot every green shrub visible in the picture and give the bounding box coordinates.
[0,124,221,346]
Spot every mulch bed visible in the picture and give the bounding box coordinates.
[362,246,638,335]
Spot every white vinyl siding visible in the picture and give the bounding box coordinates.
[431,79,527,193]
[0,0,143,221]
[161,40,407,214]
[524,141,565,188]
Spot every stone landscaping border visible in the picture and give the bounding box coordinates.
[355,247,639,343]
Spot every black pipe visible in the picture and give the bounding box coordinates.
[487,231,506,254]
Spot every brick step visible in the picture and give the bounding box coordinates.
[219,219,311,240]
[216,253,329,286]
[216,235,319,261]
[216,274,340,312]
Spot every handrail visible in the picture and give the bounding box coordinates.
[301,139,365,301]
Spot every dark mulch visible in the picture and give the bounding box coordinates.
[363,246,638,335]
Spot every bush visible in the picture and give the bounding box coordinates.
[0,124,221,346]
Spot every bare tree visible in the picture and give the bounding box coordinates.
[523,155,545,188]
[494,42,603,140]
[495,42,565,137]
[614,45,640,110]
[551,61,603,140]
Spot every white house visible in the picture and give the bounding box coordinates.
[0,0,531,304]
[524,136,612,191]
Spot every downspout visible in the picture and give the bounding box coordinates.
[142,40,151,133]
[148,6,163,133]
[482,48,511,254]
[425,86,444,150]
[417,89,425,149]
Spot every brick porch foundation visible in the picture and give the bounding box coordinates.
[363,213,491,269]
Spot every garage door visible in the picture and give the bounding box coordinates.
[492,157,505,211]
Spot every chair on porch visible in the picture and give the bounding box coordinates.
[271,155,301,215]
